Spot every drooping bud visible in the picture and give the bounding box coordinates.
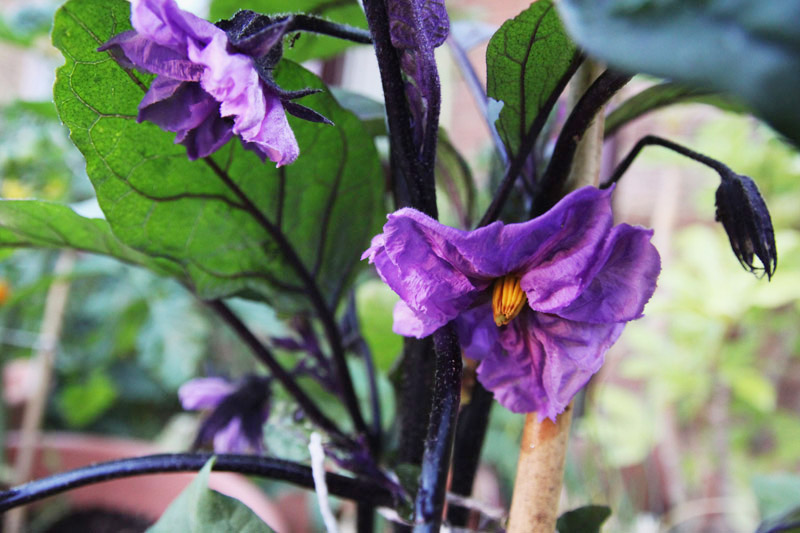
[715,171,777,279]
[492,275,527,327]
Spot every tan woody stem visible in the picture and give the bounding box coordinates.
[507,407,574,532]
[507,59,607,533]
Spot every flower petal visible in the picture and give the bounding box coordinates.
[518,186,615,312]
[212,417,248,453]
[99,31,204,81]
[178,377,236,410]
[557,224,661,323]
[130,0,220,52]
[477,311,623,420]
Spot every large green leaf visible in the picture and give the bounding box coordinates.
[605,81,746,137]
[557,0,800,146]
[209,0,368,63]
[486,0,580,160]
[0,200,182,277]
[52,0,382,311]
[556,505,611,533]
[148,458,275,533]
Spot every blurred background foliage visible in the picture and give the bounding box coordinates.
[0,0,798,531]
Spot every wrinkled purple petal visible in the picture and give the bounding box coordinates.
[478,311,624,420]
[179,377,236,410]
[556,224,661,323]
[99,31,204,81]
[130,0,220,52]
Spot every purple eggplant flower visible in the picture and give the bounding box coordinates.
[98,0,298,165]
[179,376,271,453]
[362,186,660,420]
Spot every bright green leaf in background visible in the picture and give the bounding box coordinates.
[209,0,368,63]
[148,458,275,533]
[58,369,118,428]
[486,0,579,160]
[52,0,382,312]
[556,0,800,146]
[0,201,182,278]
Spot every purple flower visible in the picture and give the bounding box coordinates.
[99,0,298,165]
[362,186,660,420]
[179,376,271,453]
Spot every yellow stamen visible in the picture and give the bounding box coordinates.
[492,275,526,327]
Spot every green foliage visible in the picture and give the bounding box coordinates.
[209,0,368,62]
[52,0,382,312]
[0,5,54,47]
[147,458,275,533]
[752,474,800,519]
[58,369,118,428]
[356,279,402,372]
[556,505,611,533]
[486,0,579,159]
[604,81,746,138]
[557,0,800,146]
[0,201,182,277]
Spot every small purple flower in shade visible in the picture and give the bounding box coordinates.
[362,186,661,420]
[179,376,271,453]
[98,0,299,165]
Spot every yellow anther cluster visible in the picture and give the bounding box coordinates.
[492,275,526,327]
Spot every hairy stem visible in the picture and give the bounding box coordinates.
[203,157,368,441]
[209,300,351,445]
[0,453,395,513]
[532,69,632,216]
[601,134,732,189]
[413,324,463,532]
[288,14,372,44]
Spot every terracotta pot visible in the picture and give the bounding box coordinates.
[4,432,291,532]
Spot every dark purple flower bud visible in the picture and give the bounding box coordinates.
[386,0,450,150]
[715,172,777,279]
[179,375,271,453]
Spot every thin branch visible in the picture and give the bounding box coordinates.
[413,324,462,531]
[0,453,396,513]
[208,300,350,445]
[288,14,372,44]
[202,157,368,441]
[601,134,731,189]
[532,70,633,216]
[447,35,507,166]
[478,53,584,227]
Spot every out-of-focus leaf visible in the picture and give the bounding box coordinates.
[0,6,52,46]
[486,0,580,160]
[0,201,183,278]
[557,505,612,533]
[435,130,475,229]
[583,386,655,467]
[725,368,776,413]
[209,0,367,62]
[330,88,387,138]
[753,474,800,520]
[356,279,402,372]
[58,369,118,428]
[147,457,274,533]
[52,0,383,312]
[557,0,800,146]
[605,81,747,137]
[756,504,800,533]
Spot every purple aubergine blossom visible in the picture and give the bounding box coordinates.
[179,376,271,453]
[362,186,661,420]
[98,0,298,165]
[386,0,449,150]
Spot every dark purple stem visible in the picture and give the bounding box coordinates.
[287,14,372,44]
[413,323,462,531]
[203,157,369,442]
[0,453,395,512]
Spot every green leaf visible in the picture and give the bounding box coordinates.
[486,0,580,160]
[147,457,275,533]
[557,0,800,146]
[0,200,182,277]
[52,0,383,311]
[556,505,611,533]
[756,504,800,533]
[752,474,800,519]
[209,0,368,63]
[58,369,118,428]
[605,82,747,137]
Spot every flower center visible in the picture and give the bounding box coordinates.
[492,275,526,327]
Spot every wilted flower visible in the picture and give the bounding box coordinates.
[179,375,271,453]
[99,0,322,165]
[362,186,660,420]
[715,171,777,279]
